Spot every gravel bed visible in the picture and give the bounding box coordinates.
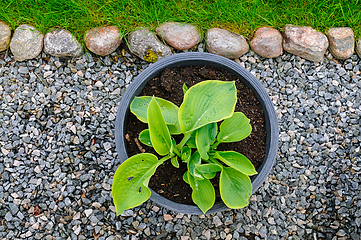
[0,46,360,240]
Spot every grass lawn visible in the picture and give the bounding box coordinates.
[0,0,360,42]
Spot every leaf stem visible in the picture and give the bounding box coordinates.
[159,155,172,164]
[172,145,181,157]
[211,141,220,149]
[177,131,193,150]
[208,155,224,168]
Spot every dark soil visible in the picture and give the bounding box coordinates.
[125,65,266,205]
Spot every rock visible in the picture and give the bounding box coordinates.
[206,28,249,59]
[357,39,361,59]
[250,27,283,58]
[84,209,93,217]
[85,26,121,56]
[156,22,201,50]
[283,25,328,62]
[163,214,173,221]
[326,27,354,60]
[128,28,172,62]
[10,24,44,61]
[213,216,222,227]
[0,21,11,52]
[44,29,82,57]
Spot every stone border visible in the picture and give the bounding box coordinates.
[1,21,361,63]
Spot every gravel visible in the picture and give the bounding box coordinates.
[0,46,360,240]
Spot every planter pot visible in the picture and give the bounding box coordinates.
[114,52,279,215]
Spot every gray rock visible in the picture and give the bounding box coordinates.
[10,24,44,61]
[213,216,222,227]
[327,27,354,60]
[128,28,172,62]
[85,26,121,56]
[206,28,249,59]
[44,29,81,57]
[0,21,11,52]
[9,203,19,215]
[250,27,283,58]
[18,67,29,74]
[356,39,361,59]
[283,25,328,62]
[5,212,12,222]
[121,209,134,217]
[156,22,201,50]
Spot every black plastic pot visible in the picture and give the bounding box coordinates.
[114,52,279,215]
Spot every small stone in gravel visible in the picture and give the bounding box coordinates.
[5,212,12,221]
[250,27,283,58]
[203,229,211,239]
[44,29,82,57]
[152,206,160,212]
[213,216,222,227]
[103,142,112,151]
[43,71,52,78]
[84,209,93,217]
[90,215,98,223]
[225,234,232,240]
[17,211,24,220]
[92,202,101,208]
[73,225,81,235]
[85,26,121,56]
[327,27,354,60]
[73,212,81,220]
[156,22,202,50]
[1,147,9,155]
[206,28,249,59]
[283,25,328,62]
[18,67,29,74]
[128,28,172,62]
[268,217,275,225]
[10,24,44,61]
[0,21,11,52]
[309,186,317,191]
[121,209,134,217]
[95,81,104,87]
[102,182,111,190]
[164,214,173,221]
[34,165,41,173]
[356,39,361,59]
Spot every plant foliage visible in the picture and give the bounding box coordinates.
[112,80,257,215]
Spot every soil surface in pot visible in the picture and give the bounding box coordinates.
[125,65,266,205]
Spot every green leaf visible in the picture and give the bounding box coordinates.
[196,163,222,179]
[179,80,237,133]
[169,138,178,155]
[171,156,179,168]
[217,112,252,143]
[131,96,181,134]
[139,129,152,147]
[196,122,217,160]
[220,167,252,209]
[183,170,189,184]
[182,83,188,95]
[186,131,197,148]
[112,153,159,215]
[215,151,257,176]
[187,171,215,214]
[188,151,203,179]
[181,146,191,163]
[148,97,172,155]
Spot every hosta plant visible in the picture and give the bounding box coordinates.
[112,80,257,214]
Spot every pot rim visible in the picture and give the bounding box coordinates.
[114,52,279,215]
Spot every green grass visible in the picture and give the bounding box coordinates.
[0,0,360,43]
